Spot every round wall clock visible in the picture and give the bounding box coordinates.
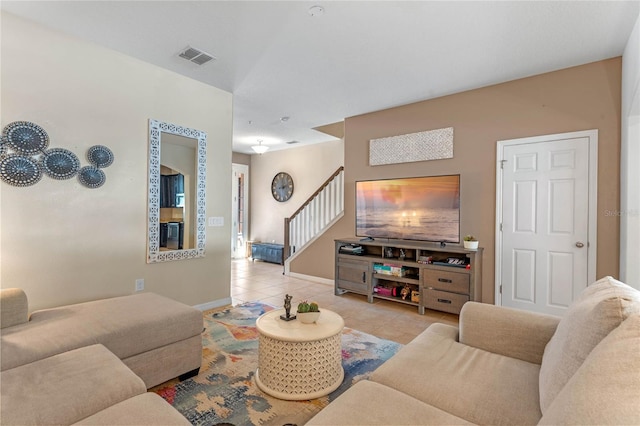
[271,172,294,202]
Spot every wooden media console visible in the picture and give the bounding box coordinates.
[335,238,483,315]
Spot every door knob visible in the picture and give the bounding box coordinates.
[575,242,585,248]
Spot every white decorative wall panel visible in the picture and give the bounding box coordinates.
[369,127,453,166]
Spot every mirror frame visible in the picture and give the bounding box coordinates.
[147,119,207,263]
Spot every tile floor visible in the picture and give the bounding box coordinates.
[231,258,459,345]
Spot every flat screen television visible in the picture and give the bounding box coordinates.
[356,174,460,243]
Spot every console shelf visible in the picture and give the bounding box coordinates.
[335,238,483,315]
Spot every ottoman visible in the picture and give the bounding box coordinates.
[73,393,190,425]
[0,344,146,425]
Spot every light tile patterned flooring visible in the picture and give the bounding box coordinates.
[231,258,459,345]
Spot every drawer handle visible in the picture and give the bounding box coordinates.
[437,298,452,304]
[438,278,453,283]
[362,272,366,283]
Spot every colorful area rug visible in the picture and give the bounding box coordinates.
[153,302,402,426]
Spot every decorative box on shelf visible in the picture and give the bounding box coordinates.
[373,263,407,277]
[373,286,393,297]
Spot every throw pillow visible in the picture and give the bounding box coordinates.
[538,276,640,413]
[539,314,640,424]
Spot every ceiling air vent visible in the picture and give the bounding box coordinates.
[178,46,216,65]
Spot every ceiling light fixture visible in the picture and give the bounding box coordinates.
[308,5,325,17]
[252,140,269,154]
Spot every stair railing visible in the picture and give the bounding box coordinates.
[284,166,344,262]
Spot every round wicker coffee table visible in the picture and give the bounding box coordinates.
[255,308,344,400]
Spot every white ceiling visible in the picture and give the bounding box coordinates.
[2,1,639,154]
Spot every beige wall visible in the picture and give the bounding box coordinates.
[291,58,622,303]
[0,13,233,311]
[250,140,343,245]
[232,152,251,166]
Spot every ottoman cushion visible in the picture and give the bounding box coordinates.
[73,393,190,425]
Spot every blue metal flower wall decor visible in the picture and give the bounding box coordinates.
[0,121,115,189]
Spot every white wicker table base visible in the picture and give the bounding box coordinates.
[255,308,344,400]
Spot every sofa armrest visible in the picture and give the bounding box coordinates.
[458,302,560,365]
[0,288,28,329]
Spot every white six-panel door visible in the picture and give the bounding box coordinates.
[496,130,597,316]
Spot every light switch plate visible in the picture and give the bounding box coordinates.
[208,217,224,227]
[135,279,144,292]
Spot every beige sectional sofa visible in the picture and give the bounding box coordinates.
[308,276,640,425]
[0,289,202,425]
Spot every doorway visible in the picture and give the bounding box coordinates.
[232,164,249,259]
[495,130,598,316]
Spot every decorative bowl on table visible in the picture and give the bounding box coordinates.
[297,300,321,323]
[297,311,321,324]
[296,311,320,324]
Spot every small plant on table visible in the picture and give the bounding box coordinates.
[297,301,319,313]
[463,235,479,249]
[297,300,321,323]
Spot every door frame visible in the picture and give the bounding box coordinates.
[494,129,598,306]
[231,163,249,259]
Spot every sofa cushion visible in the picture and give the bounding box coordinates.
[306,380,473,425]
[538,276,640,412]
[459,301,560,365]
[539,314,640,425]
[0,344,146,425]
[370,323,542,425]
[73,393,191,425]
[0,288,28,329]
[1,292,203,371]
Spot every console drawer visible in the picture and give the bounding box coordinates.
[422,269,469,294]
[423,289,469,314]
[338,279,368,293]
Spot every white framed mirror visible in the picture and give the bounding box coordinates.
[147,119,206,263]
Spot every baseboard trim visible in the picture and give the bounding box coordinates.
[193,297,232,311]
[287,272,333,286]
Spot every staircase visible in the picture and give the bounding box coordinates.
[284,166,344,267]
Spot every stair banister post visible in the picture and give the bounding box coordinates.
[284,217,291,262]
